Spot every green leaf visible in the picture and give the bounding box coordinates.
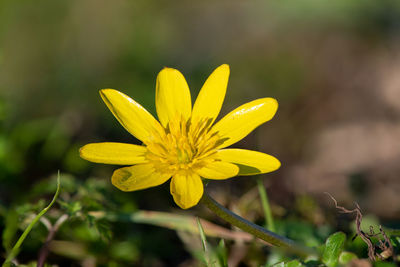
[322,232,346,267]
[215,239,228,267]
[58,200,82,216]
[272,260,304,267]
[338,251,357,264]
[286,260,304,267]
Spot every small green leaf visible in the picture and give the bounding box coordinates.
[216,239,228,267]
[272,260,304,267]
[322,232,346,267]
[58,200,82,216]
[286,260,304,267]
[338,251,357,264]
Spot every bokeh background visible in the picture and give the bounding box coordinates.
[1,0,400,266]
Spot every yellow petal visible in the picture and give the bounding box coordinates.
[170,172,203,209]
[156,67,192,127]
[79,142,148,165]
[217,149,280,175]
[112,163,171,192]
[196,161,239,180]
[100,89,164,143]
[192,64,229,124]
[211,98,278,148]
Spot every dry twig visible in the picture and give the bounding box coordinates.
[325,193,394,261]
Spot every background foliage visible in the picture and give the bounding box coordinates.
[1,0,400,266]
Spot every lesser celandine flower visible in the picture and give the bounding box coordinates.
[80,64,280,209]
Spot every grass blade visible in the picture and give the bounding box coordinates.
[2,172,61,267]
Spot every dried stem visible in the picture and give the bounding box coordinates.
[326,192,394,261]
[37,214,69,267]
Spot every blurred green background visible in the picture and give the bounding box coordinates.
[1,0,400,266]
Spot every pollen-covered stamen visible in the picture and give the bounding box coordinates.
[145,116,222,173]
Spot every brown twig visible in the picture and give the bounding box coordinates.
[325,193,377,261]
[37,214,69,267]
[378,225,394,260]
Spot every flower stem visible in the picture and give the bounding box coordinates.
[256,178,275,232]
[200,192,317,257]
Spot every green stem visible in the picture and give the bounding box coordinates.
[2,173,61,267]
[256,178,275,232]
[200,192,317,257]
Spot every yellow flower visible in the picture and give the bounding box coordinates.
[80,64,280,209]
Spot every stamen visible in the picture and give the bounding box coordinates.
[145,116,222,174]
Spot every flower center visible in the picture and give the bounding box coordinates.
[144,116,223,174]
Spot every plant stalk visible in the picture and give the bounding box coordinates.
[256,178,275,232]
[200,192,317,257]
